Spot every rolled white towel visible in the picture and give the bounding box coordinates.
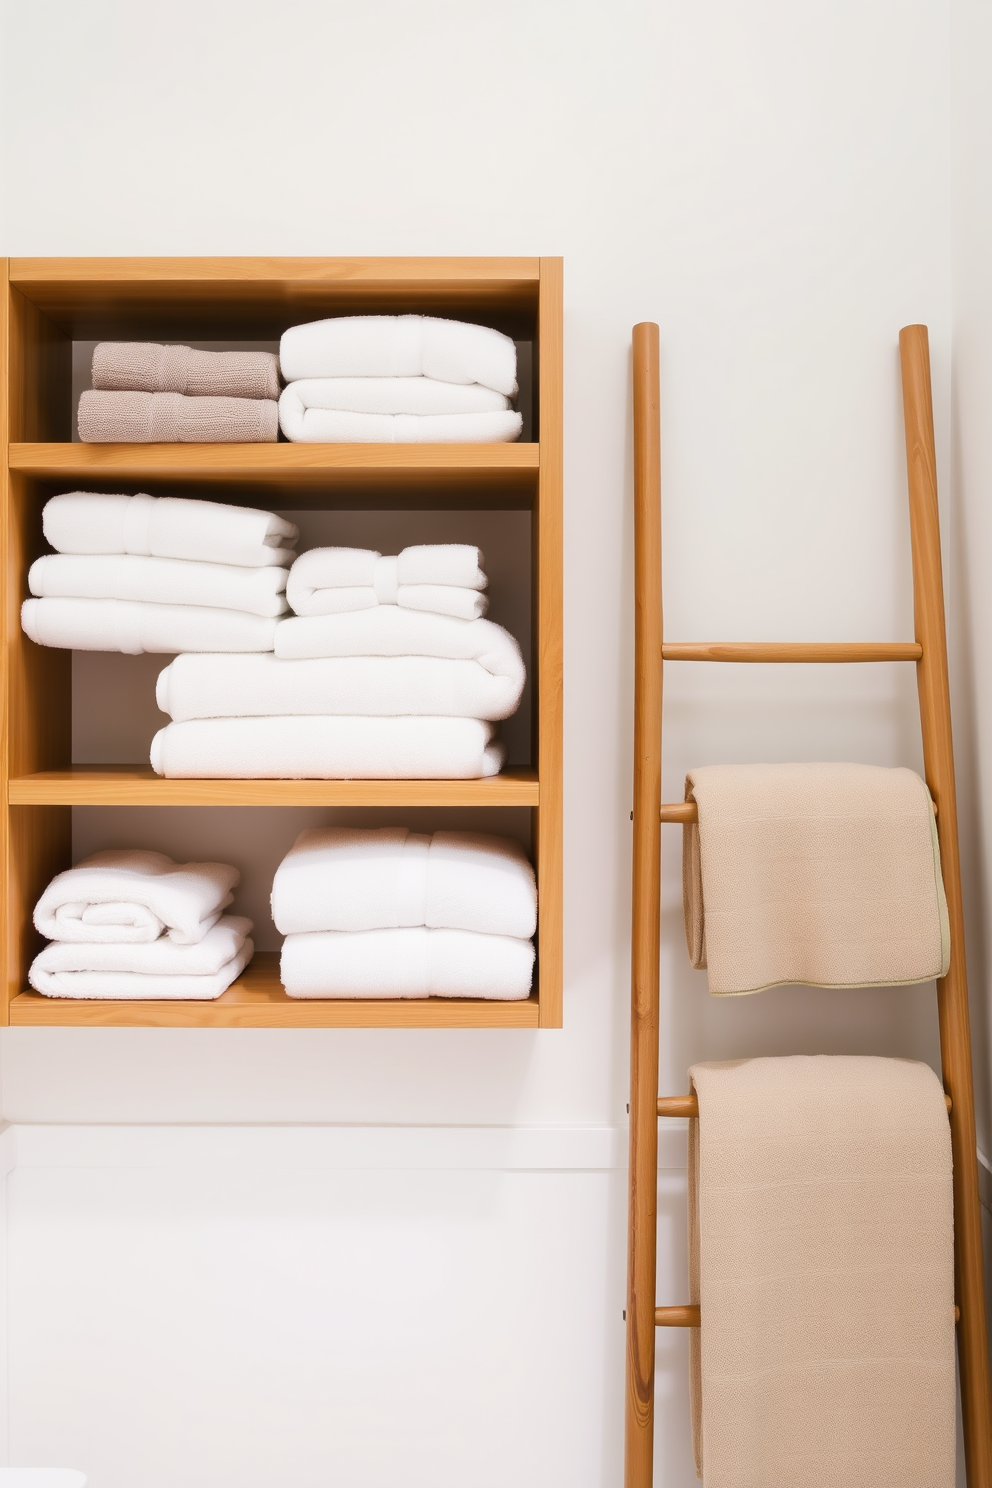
[29,916,254,999]
[278,392,521,444]
[150,716,506,779]
[271,828,536,937]
[22,597,278,654]
[155,653,524,723]
[29,554,289,618]
[275,607,524,681]
[34,850,239,945]
[279,315,518,397]
[42,492,298,568]
[280,927,534,1000]
[287,544,487,620]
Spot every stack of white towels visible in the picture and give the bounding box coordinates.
[151,543,525,779]
[29,850,253,1000]
[21,491,298,654]
[278,315,522,443]
[271,828,536,999]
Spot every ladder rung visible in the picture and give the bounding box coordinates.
[663,642,922,663]
[657,1092,953,1117]
[660,797,936,825]
[656,1305,699,1327]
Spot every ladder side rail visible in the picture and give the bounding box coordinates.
[625,321,663,1488]
[900,324,992,1488]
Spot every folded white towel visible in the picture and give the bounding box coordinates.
[279,377,509,414]
[155,653,524,722]
[281,927,534,999]
[29,916,254,999]
[22,597,278,654]
[271,828,536,937]
[287,544,487,620]
[279,316,518,397]
[29,554,289,618]
[30,946,253,1000]
[150,716,505,779]
[42,493,298,568]
[278,395,521,444]
[275,608,524,684]
[34,850,239,945]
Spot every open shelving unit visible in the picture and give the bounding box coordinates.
[1,257,562,1028]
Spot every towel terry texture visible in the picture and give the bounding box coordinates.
[279,392,521,443]
[274,606,521,672]
[29,554,289,618]
[280,927,533,999]
[279,376,510,414]
[683,762,950,994]
[92,343,280,401]
[29,916,254,1000]
[270,828,536,937]
[22,597,278,654]
[150,716,505,779]
[78,389,279,443]
[43,493,298,568]
[34,850,239,945]
[279,315,518,397]
[688,1055,955,1488]
[155,652,523,722]
[286,545,488,620]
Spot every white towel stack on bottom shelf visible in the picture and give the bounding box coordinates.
[150,552,526,778]
[271,829,536,999]
[21,492,298,655]
[29,850,253,999]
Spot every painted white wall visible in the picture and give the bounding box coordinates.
[0,2,969,1485]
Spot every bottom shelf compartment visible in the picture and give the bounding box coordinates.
[8,952,540,1027]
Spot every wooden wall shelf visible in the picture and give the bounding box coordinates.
[1,256,563,1029]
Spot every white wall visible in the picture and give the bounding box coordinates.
[0,2,967,1485]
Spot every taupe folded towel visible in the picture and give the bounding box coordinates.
[688,1056,955,1488]
[683,762,949,995]
[78,391,278,443]
[92,342,280,401]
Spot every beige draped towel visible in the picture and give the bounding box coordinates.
[682,762,949,995]
[688,1055,955,1488]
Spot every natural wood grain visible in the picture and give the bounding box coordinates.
[663,641,922,663]
[900,323,992,1487]
[655,1306,700,1328]
[657,1095,698,1118]
[537,258,563,1028]
[625,323,663,1488]
[660,802,697,824]
[9,442,540,507]
[8,952,541,1027]
[7,766,539,807]
[10,257,541,338]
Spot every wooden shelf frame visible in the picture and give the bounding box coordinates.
[1,257,563,1029]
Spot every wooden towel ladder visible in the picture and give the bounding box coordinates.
[625,322,992,1487]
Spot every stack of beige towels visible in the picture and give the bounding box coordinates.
[681,762,955,1488]
[22,491,297,654]
[150,542,525,779]
[29,850,253,1000]
[78,342,280,442]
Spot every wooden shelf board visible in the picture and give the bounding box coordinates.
[9,443,539,506]
[8,953,540,1027]
[8,766,539,807]
[10,257,542,337]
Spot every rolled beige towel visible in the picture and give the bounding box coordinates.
[92,342,280,401]
[78,390,279,443]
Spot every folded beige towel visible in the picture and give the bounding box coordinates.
[92,343,280,401]
[683,762,949,995]
[77,390,278,443]
[689,1055,955,1488]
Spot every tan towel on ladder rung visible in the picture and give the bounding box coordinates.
[682,762,950,995]
[688,1055,955,1488]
